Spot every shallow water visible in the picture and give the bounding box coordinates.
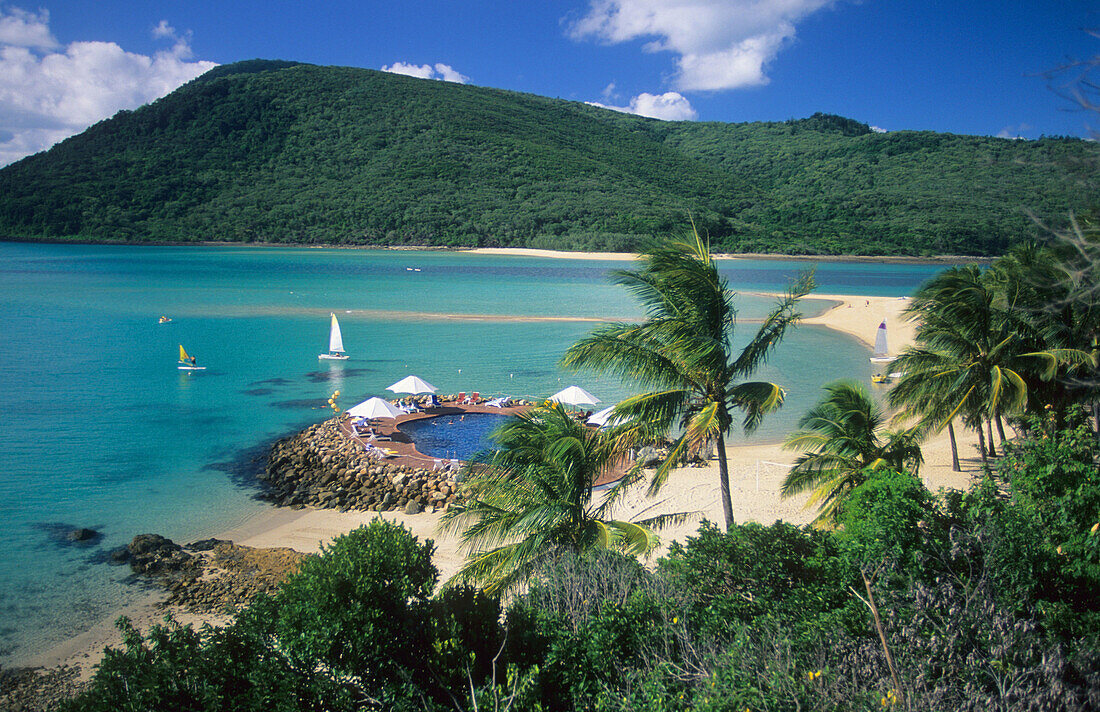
[0,243,944,662]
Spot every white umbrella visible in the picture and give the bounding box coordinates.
[386,375,437,394]
[586,405,621,427]
[346,397,402,420]
[549,385,600,407]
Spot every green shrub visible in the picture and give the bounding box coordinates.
[658,521,854,636]
[63,616,351,712]
[243,520,437,703]
[999,413,1100,583]
[836,468,937,571]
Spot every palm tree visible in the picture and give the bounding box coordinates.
[989,240,1099,430]
[781,380,923,527]
[887,347,965,471]
[439,404,689,593]
[561,229,813,530]
[898,265,1029,464]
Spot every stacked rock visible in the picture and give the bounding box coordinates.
[259,418,465,514]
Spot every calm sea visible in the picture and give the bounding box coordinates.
[0,243,944,663]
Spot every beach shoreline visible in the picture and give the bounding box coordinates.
[6,292,976,684]
[0,237,987,266]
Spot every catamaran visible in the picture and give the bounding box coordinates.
[318,313,349,360]
[869,321,893,365]
[178,344,205,371]
[870,320,897,383]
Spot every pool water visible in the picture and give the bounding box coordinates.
[398,413,512,461]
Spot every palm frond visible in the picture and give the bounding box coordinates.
[728,380,785,432]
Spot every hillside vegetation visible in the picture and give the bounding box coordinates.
[0,60,1095,255]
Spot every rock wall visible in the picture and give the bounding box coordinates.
[259,418,464,515]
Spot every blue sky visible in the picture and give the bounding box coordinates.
[1,1,1098,165]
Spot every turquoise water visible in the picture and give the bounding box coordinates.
[0,243,944,663]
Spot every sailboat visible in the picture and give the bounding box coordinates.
[318,313,349,360]
[178,344,205,371]
[870,320,895,383]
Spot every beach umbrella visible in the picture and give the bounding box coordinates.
[549,385,600,407]
[386,375,437,394]
[346,397,402,420]
[586,405,622,427]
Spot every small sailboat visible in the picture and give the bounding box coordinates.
[870,320,894,383]
[178,344,205,371]
[318,313,349,360]
[158,315,172,324]
[869,321,896,365]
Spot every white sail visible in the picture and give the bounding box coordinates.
[328,313,345,353]
[869,320,894,364]
[871,321,888,356]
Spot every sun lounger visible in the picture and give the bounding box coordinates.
[464,391,479,404]
[456,392,466,404]
[485,396,511,408]
[370,430,392,442]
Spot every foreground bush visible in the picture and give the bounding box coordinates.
[64,420,1100,711]
[65,520,503,712]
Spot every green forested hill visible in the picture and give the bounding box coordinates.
[0,60,1095,255]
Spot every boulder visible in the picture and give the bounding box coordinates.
[127,534,195,575]
[404,500,422,515]
[187,538,227,551]
[65,527,99,543]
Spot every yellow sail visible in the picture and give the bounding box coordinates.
[179,344,190,363]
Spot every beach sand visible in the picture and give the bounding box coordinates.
[463,247,977,265]
[13,292,983,681]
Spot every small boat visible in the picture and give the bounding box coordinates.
[869,320,895,366]
[158,316,172,324]
[178,344,205,371]
[318,313,349,360]
[871,373,890,384]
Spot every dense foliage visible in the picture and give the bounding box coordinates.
[0,60,1095,255]
[64,425,1100,710]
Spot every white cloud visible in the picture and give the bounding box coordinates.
[151,20,175,40]
[0,7,216,166]
[870,125,887,133]
[0,6,56,49]
[433,63,469,83]
[570,0,836,91]
[588,90,698,121]
[380,61,469,84]
[997,122,1031,139]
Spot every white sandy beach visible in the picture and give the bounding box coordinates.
[15,292,982,678]
[463,246,979,265]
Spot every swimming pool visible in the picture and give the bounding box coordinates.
[398,413,512,461]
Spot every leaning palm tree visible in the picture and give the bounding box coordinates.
[781,380,923,527]
[439,403,690,594]
[561,228,813,530]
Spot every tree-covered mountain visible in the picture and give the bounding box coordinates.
[0,60,1095,255]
